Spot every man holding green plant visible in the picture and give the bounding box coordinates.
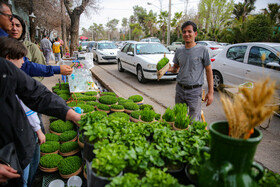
[168,21,213,121]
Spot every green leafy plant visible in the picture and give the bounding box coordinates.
[173,103,188,116]
[92,143,127,177]
[97,103,110,111]
[86,101,99,107]
[59,130,77,142]
[174,112,191,129]
[40,141,60,153]
[130,111,141,120]
[53,88,60,94]
[109,112,130,121]
[84,91,98,96]
[128,95,143,103]
[106,173,141,187]
[56,90,70,95]
[67,101,85,107]
[60,83,69,90]
[83,119,113,142]
[123,102,139,111]
[40,154,63,168]
[258,169,280,187]
[52,85,59,91]
[76,103,95,113]
[58,156,82,175]
[155,113,161,121]
[45,133,59,142]
[58,93,70,101]
[50,120,74,133]
[59,141,79,153]
[156,57,169,70]
[110,104,124,110]
[118,99,133,106]
[76,96,97,101]
[71,93,84,98]
[101,92,116,96]
[117,97,125,102]
[79,133,84,143]
[140,108,156,122]
[139,104,154,111]
[162,107,175,122]
[99,95,118,105]
[78,111,107,128]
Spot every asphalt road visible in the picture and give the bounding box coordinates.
[91,62,280,174]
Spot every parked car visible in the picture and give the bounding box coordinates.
[117,42,177,83]
[81,41,89,51]
[86,41,95,52]
[211,42,280,95]
[167,42,184,51]
[92,41,119,63]
[140,37,161,43]
[219,42,230,46]
[196,41,224,57]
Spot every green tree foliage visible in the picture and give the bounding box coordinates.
[171,12,183,41]
[233,0,256,22]
[158,11,168,43]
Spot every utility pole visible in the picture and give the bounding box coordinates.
[129,17,131,40]
[167,0,171,45]
[107,17,110,40]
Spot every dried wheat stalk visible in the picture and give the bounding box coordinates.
[220,78,277,139]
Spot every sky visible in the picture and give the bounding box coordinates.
[79,0,280,32]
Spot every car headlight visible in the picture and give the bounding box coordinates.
[147,64,157,69]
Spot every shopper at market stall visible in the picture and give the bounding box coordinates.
[0,52,81,186]
[168,21,213,120]
[52,37,61,64]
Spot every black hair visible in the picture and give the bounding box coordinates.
[0,0,12,12]
[181,21,197,32]
[12,14,26,41]
[0,36,27,59]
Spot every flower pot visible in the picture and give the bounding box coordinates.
[135,100,144,105]
[172,123,189,131]
[198,121,264,187]
[184,165,198,186]
[87,161,123,187]
[129,116,140,123]
[60,135,78,144]
[83,135,95,162]
[78,137,84,149]
[166,164,187,185]
[60,165,82,179]
[110,108,124,112]
[124,109,135,114]
[40,150,59,157]
[39,165,58,173]
[50,129,62,136]
[59,148,80,157]
[96,108,110,114]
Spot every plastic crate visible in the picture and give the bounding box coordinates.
[42,172,66,187]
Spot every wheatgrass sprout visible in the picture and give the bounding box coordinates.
[220,78,277,139]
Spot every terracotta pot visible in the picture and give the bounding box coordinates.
[40,150,59,157]
[78,138,84,149]
[110,108,124,112]
[172,123,189,131]
[135,100,144,105]
[50,129,62,136]
[39,165,58,173]
[59,148,80,157]
[96,108,110,114]
[129,116,140,123]
[60,165,82,179]
[124,109,135,114]
[60,135,78,144]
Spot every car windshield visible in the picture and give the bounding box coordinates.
[272,46,280,52]
[98,43,117,49]
[81,42,88,46]
[136,43,170,55]
[150,38,160,42]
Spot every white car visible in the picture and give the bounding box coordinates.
[117,42,177,83]
[81,41,89,51]
[92,41,119,63]
[196,41,224,57]
[211,42,280,94]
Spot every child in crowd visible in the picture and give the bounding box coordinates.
[0,37,45,187]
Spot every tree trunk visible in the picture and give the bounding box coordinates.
[69,13,80,55]
[61,0,67,53]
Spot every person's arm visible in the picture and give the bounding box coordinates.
[21,57,73,76]
[205,65,214,106]
[0,164,20,184]
[168,63,180,73]
[36,129,46,145]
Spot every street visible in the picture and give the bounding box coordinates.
[91,62,280,174]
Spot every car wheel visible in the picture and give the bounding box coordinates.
[213,71,223,90]
[137,65,146,83]
[118,60,124,72]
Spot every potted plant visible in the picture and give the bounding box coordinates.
[139,104,153,111]
[78,133,84,148]
[59,130,78,143]
[173,112,191,130]
[96,103,111,113]
[56,89,70,95]
[140,108,156,122]
[58,93,71,101]
[106,173,141,187]
[155,113,161,121]
[76,103,95,113]
[50,120,74,135]
[83,165,87,180]
[39,154,63,173]
[89,143,127,186]
[86,101,99,108]
[128,95,144,104]
[67,100,85,107]
[40,141,60,156]
[130,111,141,123]
[108,112,130,121]
[59,141,79,157]
[76,96,97,102]
[118,99,134,106]
[110,104,124,112]
[98,95,118,106]
[162,107,175,126]
[58,156,83,179]
[45,133,59,142]
[84,91,98,96]
[123,102,139,114]
[100,92,116,97]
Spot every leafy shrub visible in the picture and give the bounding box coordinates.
[67,101,85,107]
[162,107,175,122]
[258,169,280,186]
[76,96,97,101]
[130,111,141,119]
[109,112,130,121]
[97,103,110,111]
[40,141,60,153]
[79,134,84,143]
[101,92,116,96]
[58,93,70,101]
[50,120,74,133]
[99,95,118,105]
[117,97,125,102]
[140,104,153,110]
[123,102,139,111]
[86,101,98,106]
[58,156,82,175]
[59,141,79,153]
[76,103,95,113]
[110,105,124,110]
[84,91,98,96]
[128,95,143,103]
[118,99,133,106]
[155,113,161,120]
[59,130,77,142]
[40,154,63,168]
[45,133,59,142]
[140,108,156,122]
